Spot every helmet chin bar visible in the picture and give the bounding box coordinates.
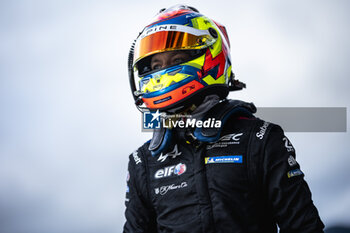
[130,75,246,114]
[133,84,230,114]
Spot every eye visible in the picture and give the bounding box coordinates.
[173,58,184,64]
[152,64,162,70]
[172,53,190,65]
[142,66,151,73]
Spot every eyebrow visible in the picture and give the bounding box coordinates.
[173,53,190,59]
[151,58,161,63]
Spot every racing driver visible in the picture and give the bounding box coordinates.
[124,5,325,233]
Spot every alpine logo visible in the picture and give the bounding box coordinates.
[140,25,177,39]
[158,145,182,162]
[154,163,187,179]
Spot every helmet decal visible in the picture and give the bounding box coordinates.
[198,49,227,82]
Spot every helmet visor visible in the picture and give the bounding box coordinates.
[133,26,215,66]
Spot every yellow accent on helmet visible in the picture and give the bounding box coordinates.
[191,16,223,58]
[141,72,190,93]
[182,53,205,69]
[202,74,226,85]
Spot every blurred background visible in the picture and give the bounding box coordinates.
[0,0,349,232]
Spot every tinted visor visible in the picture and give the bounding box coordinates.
[133,27,215,66]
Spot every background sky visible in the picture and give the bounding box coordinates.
[1,0,349,232]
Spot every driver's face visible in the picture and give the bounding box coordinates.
[151,51,190,71]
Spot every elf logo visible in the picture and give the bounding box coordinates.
[154,163,187,179]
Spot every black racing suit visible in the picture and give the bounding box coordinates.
[123,101,324,233]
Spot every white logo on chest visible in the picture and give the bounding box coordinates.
[157,144,182,162]
[207,133,243,149]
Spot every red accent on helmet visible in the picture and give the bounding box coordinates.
[147,10,190,27]
[182,84,196,94]
[213,20,230,48]
[199,49,226,80]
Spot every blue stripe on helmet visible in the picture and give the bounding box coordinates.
[147,12,202,28]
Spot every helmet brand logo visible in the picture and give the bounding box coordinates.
[182,84,196,94]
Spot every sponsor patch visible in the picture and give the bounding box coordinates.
[154,163,187,179]
[205,155,243,164]
[283,137,295,152]
[132,151,142,165]
[207,133,243,149]
[287,169,303,178]
[154,182,188,195]
[256,121,270,139]
[126,170,130,182]
[174,163,186,175]
[154,96,172,104]
[287,155,297,166]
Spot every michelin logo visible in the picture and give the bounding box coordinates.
[287,169,303,178]
[205,155,243,164]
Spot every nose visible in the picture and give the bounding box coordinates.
[162,58,172,68]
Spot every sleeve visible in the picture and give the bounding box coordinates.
[263,125,325,233]
[123,151,157,233]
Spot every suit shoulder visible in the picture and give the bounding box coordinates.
[128,140,151,166]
